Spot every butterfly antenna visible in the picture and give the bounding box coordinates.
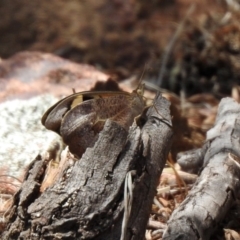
[139,63,148,85]
[136,63,148,95]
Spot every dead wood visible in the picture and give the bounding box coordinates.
[162,97,240,240]
[1,94,173,240]
[177,147,207,174]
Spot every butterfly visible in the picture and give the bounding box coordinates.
[41,83,146,158]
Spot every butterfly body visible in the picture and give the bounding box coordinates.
[42,85,146,157]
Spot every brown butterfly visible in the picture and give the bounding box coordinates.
[41,83,146,158]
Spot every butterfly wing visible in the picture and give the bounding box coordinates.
[60,94,145,157]
[41,91,130,133]
[42,85,146,157]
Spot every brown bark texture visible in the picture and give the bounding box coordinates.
[2,93,173,240]
[163,97,240,240]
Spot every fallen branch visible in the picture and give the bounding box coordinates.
[163,97,240,240]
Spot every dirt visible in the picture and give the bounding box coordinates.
[0,0,233,96]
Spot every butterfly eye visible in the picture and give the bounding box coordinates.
[137,88,143,95]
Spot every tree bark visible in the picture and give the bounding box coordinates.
[2,93,173,240]
[163,97,240,240]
